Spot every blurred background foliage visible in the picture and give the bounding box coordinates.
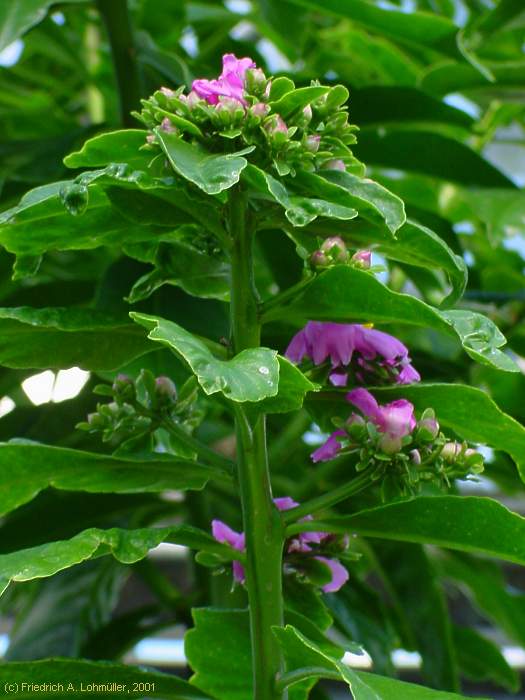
[0,0,524,696]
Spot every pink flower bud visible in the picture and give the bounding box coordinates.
[155,376,177,401]
[321,236,349,263]
[378,433,402,455]
[324,159,346,171]
[303,105,313,122]
[161,117,176,133]
[417,417,439,441]
[310,250,329,268]
[160,87,175,98]
[351,250,372,269]
[410,449,421,465]
[441,442,461,462]
[245,67,267,95]
[305,134,321,153]
[251,102,270,118]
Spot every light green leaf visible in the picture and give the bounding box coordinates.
[294,170,406,234]
[0,307,155,370]
[63,129,151,169]
[0,659,211,698]
[274,625,482,699]
[269,86,330,117]
[254,356,318,415]
[290,496,525,566]
[263,267,517,372]
[0,525,239,597]
[0,442,218,518]
[155,130,254,195]
[131,312,280,402]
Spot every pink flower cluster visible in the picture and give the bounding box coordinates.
[212,497,349,592]
[285,321,420,387]
[192,53,255,105]
[312,388,417,462]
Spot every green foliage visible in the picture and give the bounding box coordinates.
[0,0,524,698]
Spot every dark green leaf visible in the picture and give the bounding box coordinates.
[453,624,519,692]
[0,0,85,52]
[131,312,280,402]
[0,442,217,518]
[155,130,254,195]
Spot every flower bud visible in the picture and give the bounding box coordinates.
[155,376,177,403]
[323,159,346,172]
[321,236,349,264]
[264,115,289,146]
[378,433,402,455]
[303,105,313,123]
[87,412,105,429]
[160,117,177,133]
[112,374,136,403]
[441,441,461,463]
[351,250,371,269]
[245,67,267,96]
[410,448,421,465]
[251,102,270,118]
[160,87,175,98]
[417,417,439,442]
[464,449,484,473]
[346,413,366,441]
[305,134,321,153]
[310,250,330,269]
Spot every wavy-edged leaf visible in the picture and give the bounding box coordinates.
[290,496,525,567]
[131,312,280,402]
[0,658,211,698]
[254,356,318,415]
[0,442,219,518]
[0,307,154,370]
[155,130,253,195]
[263,266,517,372]
[63,129,151,169]
[294,170,406,234]
[274,625,483,699]
[244,165,358,227]
[0,525,239,596]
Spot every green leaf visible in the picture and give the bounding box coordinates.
[0,658,211,698]
[269,86,331,117]
[371,383,525,478]
[131,312,280,402]
[5,559,126,660]
[0,0,85,52]
[63,129,151,169]
[0,525,239,596]
[0,442,217,518]
[373,543,458,691]
[305,218,467,307]
[274,625,483,699]
[185,608,252,700]
[128,239,231,303]
[244,165,358,227]
[293,170,406,234]
[155,130,254,195]
[254,356,318,415]
[286,0,462,59]
[292,496,525,567]
[263,267,517,372]
[0,307,154,370]
[453,624,519,692]
[354,129,516,188]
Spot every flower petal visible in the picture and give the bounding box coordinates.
[317,557,349,592]
[311,430,345,463]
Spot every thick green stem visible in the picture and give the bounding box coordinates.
[229,186,285,700]
[283,468,376,526]
[96,0,141,126]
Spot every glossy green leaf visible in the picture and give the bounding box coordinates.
[274,625,482,699]
[127,239,231,303]
[63,129,151,169]
[0,442,217,518]
[269,86,330,117]
[131,312,280,402]
[0,658,211,698]
[453,624,519,692]
[244,165,358,227]
[306,218,467,307]
[354,129,516,188]
[263,267,517,372]
[0,525,239,596]
[254,356,318,415]
[294,170,405,234]
[0,307,154,370]
[372,383,525,478]
[291,496,525,566]
[155,130,253,195]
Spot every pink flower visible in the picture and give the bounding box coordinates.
[285,321,420,387]
[311,431,345,463]
[192,53,255,105]
[347,388,416,438]
[211,519,245,583]
[316,556,349,593]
